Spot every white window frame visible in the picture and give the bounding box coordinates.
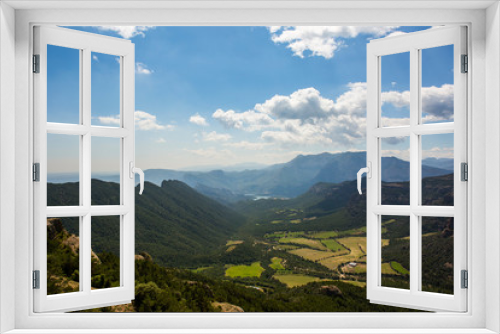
[33,26,136,312]
[366,26,468,312]
[1,1,499,333]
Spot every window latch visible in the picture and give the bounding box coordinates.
[129,162,145,195]
[357,162,371,195]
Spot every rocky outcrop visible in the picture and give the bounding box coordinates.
[212,301,244,312]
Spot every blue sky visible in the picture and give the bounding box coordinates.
[47,26,454,173]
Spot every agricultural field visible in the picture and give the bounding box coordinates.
[336,237,367,258]
[279,237,328,250]
[321,239,347,252]
[269,257,285,270]
[309,231,339,239]
[381,262,399,275]
[225,262,265,278]
[289,248,335,262]
[390,261,409,275]
[341,263,366,274]
[273,274,322,288]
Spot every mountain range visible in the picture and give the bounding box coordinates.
[49,152,452,201]
[140,152,452,200]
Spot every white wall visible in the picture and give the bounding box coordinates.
[486,2,500,333]
[0,2,16,333]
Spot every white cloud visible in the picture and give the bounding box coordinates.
[189,113,209,126]
[135,110,171,131]
[224,141,269,150]
[381,84,454,121]
[156,138,166,144]
[213,85,367,147]
[136,62,153,75]
[212,109,273,131]
[422,147,454,159]
[96,26,154,39]
[98,111,171,131]
[212,83,453,148]
[92,55,99,61]
[269,26,399,59]
[202,131,232,142]
[97,116,121,126]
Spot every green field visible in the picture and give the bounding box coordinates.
[225,262,265,278]
[381,262,399,275]
[321,239,346,252]
[289,248,335,262]
[269,257,285,270]
[273,274,321,287]
[309,231,339,239]
[391,261,409,275]
[279,237,328,250]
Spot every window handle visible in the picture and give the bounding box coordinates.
[357,162,371,195]
[129,162,145,195]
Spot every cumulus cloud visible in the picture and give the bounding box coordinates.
[189,113,209,126]
[211,83,453,148]
[213,85,367,147]
[213,109,274,131]
[156,138,166,144]
[96,26,154,39]
[381,84,454,121]
[135,110,171,131]
[202,131,232,142]
[97,116,121,126]
[98,111,170,131]
[269,26,399,59]
[136,62,153,75]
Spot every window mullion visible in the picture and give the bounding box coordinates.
[82,47,92,294]
[409,47,421,295]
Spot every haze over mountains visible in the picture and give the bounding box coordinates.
[49,151,453,200]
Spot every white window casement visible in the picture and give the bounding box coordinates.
[33,26,140,312]
[364,26,468,312]
[1,1,500,334]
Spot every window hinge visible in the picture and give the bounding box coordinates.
[33,270,40,289]
[33,54,40,73]
[461,162,468,181]
[461,54,468,73]
[33,163,40,182]
[461,270,468,289]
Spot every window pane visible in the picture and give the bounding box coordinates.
[91,137,121,205]
[421,133,454,206]
[47,217,80,295]
[91,52,121,127]
[47,45,80,124]
[381,216,410,290]
[421,45,454,124]
[91,216,121,289]
[421,217,454,294]
[47,133,80,206]
[381,136,410,205]
[380,52,410,127]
